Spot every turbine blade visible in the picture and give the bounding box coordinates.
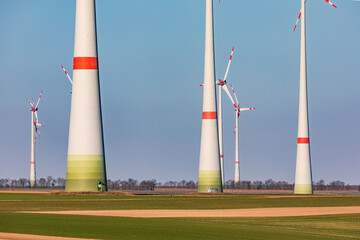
[34,111,39,123]
[293,11,302,32]
[324,0,337,8]
[61,65,73,84]
[35,90,43,108]
[222,84,237,109]
[26,99,34,107]
[223,46,234,81]
[239,107,256,112]
[230,84,239,105]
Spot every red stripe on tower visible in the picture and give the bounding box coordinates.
[235,161,239,164]
[73,57,98,70]
[298,137,309,144]
[202,112,217,119]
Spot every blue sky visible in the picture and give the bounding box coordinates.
[0,0,359,184]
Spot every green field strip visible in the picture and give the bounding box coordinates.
[0,213,359,240]
[0,194,360,212]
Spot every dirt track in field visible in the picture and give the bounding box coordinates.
[0,232,98,240]
[26,206,360,218]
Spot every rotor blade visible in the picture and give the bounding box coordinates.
[34,122,38,133]
[37,126,41,137]
[223,46,234,81]
[239,107,256,112]
[324,0,337,8]
[230,84,239,105]
[293,10,302,32]
[222,84,237,109]
[35,90,43,108]
[26,99,34,107]
[61,65,73,84]
[34,111,39,123]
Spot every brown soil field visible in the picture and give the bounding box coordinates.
[26,206,360,218]
[0,232,97,240]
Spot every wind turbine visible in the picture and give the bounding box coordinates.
[26,90,45,188]
[216,46,238,188]
[198,0,222,193]
[61,65,73,93]
[293,0,337,195]
[66,0,107,192]
[229,84,255,186]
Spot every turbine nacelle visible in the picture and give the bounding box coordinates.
[216,80,226,85]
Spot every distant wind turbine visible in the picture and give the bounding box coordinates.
[229,84,255,185]
[26,91,45,188]
[217,46,237,188]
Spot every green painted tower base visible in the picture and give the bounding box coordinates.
[29,180,35,188]
[198,170,222,193]
[65,155,107,192]
[294,184,313,195]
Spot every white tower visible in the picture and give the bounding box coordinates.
[293,0,337,195]
[66,0,107,192]
[294,0,312,195]
[198,0,222,193]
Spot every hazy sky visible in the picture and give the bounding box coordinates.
[0,0,359,184]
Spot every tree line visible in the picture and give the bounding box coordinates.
[0,177,358,191]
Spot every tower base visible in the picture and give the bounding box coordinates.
[65,155,107,192]
[198,170,222,193]
[294,184,313,195]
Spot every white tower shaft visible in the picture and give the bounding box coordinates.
[30,112,36,187]
[198,0,222,193]
[294,0,313,194]
[234,110,239,185]
[66,0,107,192]
[218,85,225,188]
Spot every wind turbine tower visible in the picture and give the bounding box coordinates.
[229,84,255,185]
[293,0,337,195]
[66,0,107,192]
[26,91,45,188]
[198,0,222,193]
[217,46,237,188]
